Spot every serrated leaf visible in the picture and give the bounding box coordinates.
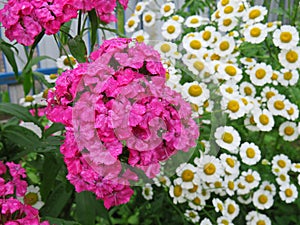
[68,36,87,63]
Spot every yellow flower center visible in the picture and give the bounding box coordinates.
[190,18,199,24]
[264,185,272,192]
[283,71,292,80]
[250,115,256,125]
[128,20,135,27]
[223,18,232,26]
[225,65,237,76]
[250,27,261,37]
[271,72,278,80]
[211,53,221,60]
[221,220,229,225]
[25,95,34,102]
[226,158,235,168]
[279,174,286,181]
[244,87,252,96]
[160,43,171,53]
[277,159,286,168]
[49,74,57,79]
[214,181,222,188]
[63,56,76,66]
[286,50,298,63]
[226,87,234,94]
[220,41,230,51]
[228,181,234,190]
[287,107,294,115]
[285,188,293,197]
[246,148,255,158]
[259,114,269,125]
[255,68,266,79]
[172,15,179,21]
[136,35,144,43]
[224,6,234,14]
[174,185,182,197]
[227,100,240,112]
[274,100,285,110]
[188,84,202,97]
[193,197,201,205]
[217,202,223,211]
[24,192,39,206]
[43,89,49,98]
[238,4,245,12]
[204,163,216,175]
[257,220,266,225]
[216,10,221,19]
[145,14,152,22]
[222,132,234,143]
[249,9,261,19]
[191,103,199,112]
[227,204,235,214]
[164,5,171,12]
[266,91,275,100]
[284,126,294,136]
[189,212,197,218]
[182,169,194,182]
[193,61,204,71]
[238,183,245,189]
[203,100,209,108]
[258,194,268,204]
[158,176,167,185]
[136,5,142,11]
[167,25,175,34]
[202,31,211,40]
[245,174,254,183]
[221,0,229,6]
[188,184,198,193]
[280,32,292,43]
[190,40,202,50]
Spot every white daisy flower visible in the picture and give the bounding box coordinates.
[278,68,299,86]
[160,2,175,17]
[134,2,148,15]
[253,108,275,132]
[217,216,234,225]
[219,3,239,18]
[45,73,58,83]
[153,174,171,187]
[266,21,281,32]
[170,15,184,23]
[214,126,241,153]
[252,189,274,210]
[143,11,156,27]
[131,30,150,43]
[214,36,236,57]
[217,63,243,82]
[248,62,272,86]
[223,198,240,220]
[182,81,210,105]
[182,32,207,55]
[246,211,271,225]
[271,70,280,85]
[221,96,246,119]
[223,178,237,196]
[241,169,261,189]
[271,154,292,175]
[259,181,276,196]
[239,81,256,97]
[188,196,205,211]
[154,41,178,57]
[195,155,224,183]
[218,17,238,32]
[244,113,260,132]
[169,181,186,204]
[161,20,181,40]
[239,142,261,165]
[279,121,299,141]
[19,95,36,107]
[243,6,267,24]
[184,15,208,28]
[267,94,288,117]
[212,198,224,213]
[184,210,200,223]
[243,23,268,44]
[186,57,207,76]
[291,162,300,173]
[176,163,199,189]
[240,57,256,67]
[220,153,240,177]
[142,183,153,200]
[260,86,279,102]
[278,47,300,70]
[199,26,217,46]
[56,55,78,71]
[19,185,44,209]
[219,80,239,98]
[279,183,298,203]
[200,218,213,225]
[236,179,251,195]
[125,15,140,33]
[275,172,290,185]
[273,25,299,49]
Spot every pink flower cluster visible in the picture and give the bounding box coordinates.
[0,161,49,225]
[46,38,199,208]
[0,0,77,46]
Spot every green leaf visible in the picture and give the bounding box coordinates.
[33,71,54,88]
[42,217,80,225]
[0,103,41,127]
[88,9,99,52]
[22,56,54,76]
[75,192,97,225]
[68,36,87,63]
[40,182,73,217]
[0,39,18,78]
[43,122,64,138]
[23,69,32,95]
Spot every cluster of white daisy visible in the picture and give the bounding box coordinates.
[132,0,300,224]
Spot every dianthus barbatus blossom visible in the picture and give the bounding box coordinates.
[46,38,199,208]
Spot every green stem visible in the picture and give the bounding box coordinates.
[116,2,125,37]
[292,0,300,25]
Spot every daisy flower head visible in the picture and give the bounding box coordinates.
[160,2,175,17]
[291,162,300,173]
[243,23,268,44]
[154,41,178,57]
[243,5,267,24]
[195,155,224,182]
[260,86,279,102]
[275,172,290,185]
[248,62,273,86]
[184,15,208,28]
[279,183,298,203]
[259,181,277,197]
[182,32,207,55]
[182,81,210,105]
[125,15,140,33]
[217,216,234,225]
[153,174,171,187]
[236,178,251,195]
[273,25,299,49]
[219,80,239,99]
[143,11,156,27]
[267,94,288,117]
[223,198,240,220]
[217,63,243,82]
[220,153,240,177]
[45,73,58,83]
[19,95,37,107]
[246,211,271,225]
[239,142,261,165]
[271,154,292,175]
[239,81,256,97]
[214,36,236,57]
[278,68,299,86]
[56,55,78,71]
[218,16,238,32]
[270,70,280,85]
[169,180,186,204]
[244,113,260,132]
[161,20,182,40]
[223,178,237,196]
[142,183,153,200]
[184,209,200,223]
[279,121,299,142]
[266,21,281,32]
[212,198,225,213]
[200,218,213,225]
[219,2,239,18]
[252,189,274,210]
[278,47,300,70]
[188,195,205,211]
[176,163,199,189]
[284,100,299,121]
[170,14,184,23]
[221,96,246,119]
[20,185,44,209]
[134,1,148,16]
[131,30,150,43]
[214,126,241,153]
[241,169,261,189]
[199,26,217,46]
[186,57,207,76]
[253,108,275,132]
[240,57,257,67]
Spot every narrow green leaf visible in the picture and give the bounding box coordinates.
[23,69,32,95]
[22,56,54,76]
[0,39,18,78]
[88,9,98,52]
[43,122,64,138]
[42,217,80,225]
[33,71,53,88]
[75,192,96,225]
[68,36,87,63]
